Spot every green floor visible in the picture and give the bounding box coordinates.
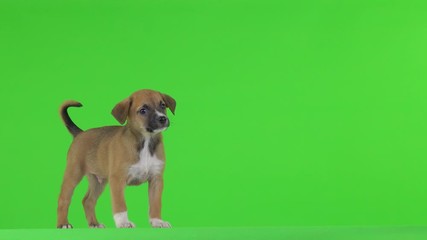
[1,226,427,240]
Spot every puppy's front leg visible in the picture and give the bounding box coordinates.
[148,176,171,228]
[110,175,135,228]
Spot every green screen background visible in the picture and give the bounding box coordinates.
[1,0,427,229]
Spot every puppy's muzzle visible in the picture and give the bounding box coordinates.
[146,116,169,133]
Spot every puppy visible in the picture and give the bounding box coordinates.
[57,89,176,229]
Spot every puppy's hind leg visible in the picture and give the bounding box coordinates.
[57,161,84,229]
[83,174,107,228]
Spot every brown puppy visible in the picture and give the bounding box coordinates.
[57,89,176,229]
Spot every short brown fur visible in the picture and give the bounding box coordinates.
[57,89,175,228]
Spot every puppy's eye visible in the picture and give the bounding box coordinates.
[139,108,147,114]
[160,102,166,109]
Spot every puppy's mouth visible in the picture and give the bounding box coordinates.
[146,127,167,134]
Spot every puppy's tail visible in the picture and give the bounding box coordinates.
[60,100,83,137]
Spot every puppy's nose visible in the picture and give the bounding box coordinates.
[158,116,167,124]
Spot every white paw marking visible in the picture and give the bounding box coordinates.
[89,223,105,228]
[60,224,72,229]
[114,211,136,228]
[117,221,135,228]
[150,218,171,228]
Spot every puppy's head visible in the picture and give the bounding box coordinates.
[112,89,176,135]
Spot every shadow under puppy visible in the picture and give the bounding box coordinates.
[57,89,176,228]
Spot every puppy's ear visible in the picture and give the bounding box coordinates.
[162,93,176,115]
[112,98,131,124]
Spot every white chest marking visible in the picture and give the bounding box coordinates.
[127,138,164,184]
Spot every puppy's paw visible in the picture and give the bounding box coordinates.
[150,218,171,228]
[116,221,135,228]
[89,223,105,228]
[58,223,73,229]
[114,211,136,228]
